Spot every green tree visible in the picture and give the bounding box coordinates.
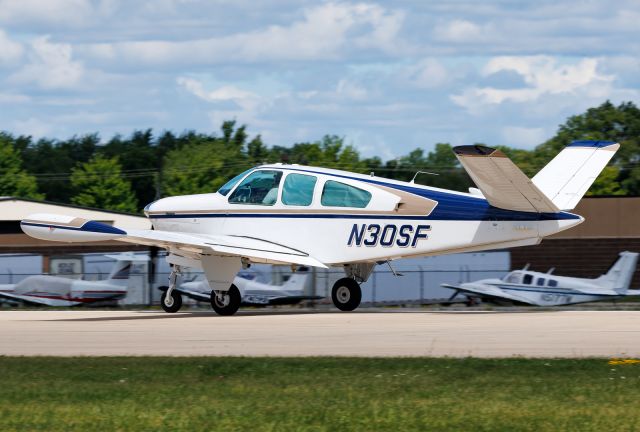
[161,122,252,196]
[533,101,640,195]
[0,133,43,199]
[70,155,138,212]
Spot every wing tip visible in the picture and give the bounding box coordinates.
[453,145,505,158]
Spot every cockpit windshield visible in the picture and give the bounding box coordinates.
[502,272,521,284]
[217,169,253,196]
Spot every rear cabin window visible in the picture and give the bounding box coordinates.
[321,180,371,208]
[548,279,558,287]
[282,173,317,206]
[537,278,545,286]
[228,170,283,205]
[523,274,533,285]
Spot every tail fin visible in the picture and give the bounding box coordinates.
[532,140,619,210]
[102,253,148,287]
[282,267,310,291]
[594,252,638,293]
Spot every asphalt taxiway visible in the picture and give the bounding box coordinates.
[0,309,638,357]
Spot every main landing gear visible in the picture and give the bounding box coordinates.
[161,265,183,313]
[331,263,376,312]
[331,278,362,311]
[210,284,242,316]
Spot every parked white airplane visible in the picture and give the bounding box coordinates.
[0,253,147,306]
[442,251,640,306]
[21,140,618,315]
[158,267,321,312]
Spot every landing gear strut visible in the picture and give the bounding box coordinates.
[210,284,242,316]
[331,278,362,311]
[161,265,183,313]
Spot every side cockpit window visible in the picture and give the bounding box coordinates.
[282,173,317,206]
[504,272,520,284]
[321,180,371,208]
[523,274,533,285]
[229,170,282,205]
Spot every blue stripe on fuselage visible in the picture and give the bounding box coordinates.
[278,167,580,222]
[148,167,580,222]
[494,284,613,296]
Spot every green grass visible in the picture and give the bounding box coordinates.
[0,357,639,431]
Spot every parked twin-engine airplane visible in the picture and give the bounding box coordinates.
[21,140,619,315]
[158,267,320,312]
[443,251,640,306]
[0,253,146,306]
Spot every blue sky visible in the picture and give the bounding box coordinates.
[1,0,639,158]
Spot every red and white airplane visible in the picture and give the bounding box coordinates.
[0,253,146,306]
[20,140,618,315]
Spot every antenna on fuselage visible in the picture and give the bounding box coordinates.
[522,263,530,271]
[547,267,555,274]
[410,171,439,184]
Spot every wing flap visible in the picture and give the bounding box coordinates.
[123,229,327,268]
[453,145,559,213]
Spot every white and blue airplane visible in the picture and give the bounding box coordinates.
[442,251,640,306]
[21,140,618,315]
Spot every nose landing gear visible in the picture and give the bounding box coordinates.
[161,265,183,313]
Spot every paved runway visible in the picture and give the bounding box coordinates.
[0,310,639,357]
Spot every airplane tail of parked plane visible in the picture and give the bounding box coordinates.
[281,267,310,291]
[102,253,140,287]
[532,141,620,211]
[594,251,639,293]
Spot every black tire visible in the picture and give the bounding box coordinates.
[210,284,242,316]
[160,289,182,313]
[331,278,362,311]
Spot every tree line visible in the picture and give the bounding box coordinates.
[1,100,639,213]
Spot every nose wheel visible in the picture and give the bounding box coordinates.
[210,284,242,316]
[331,278,362,311]
[161,289,183,313]
[161,265,183,313]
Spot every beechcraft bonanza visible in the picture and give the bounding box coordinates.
[0,253,146,306]
[21,140,619,315]
[442,251,640,306]
[157,267,321,312]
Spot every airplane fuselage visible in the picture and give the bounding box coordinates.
[145,164,583,266]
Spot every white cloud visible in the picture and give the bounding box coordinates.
[451,56,614,111]
[81,2,406,66]
[501,126,547,148]
[336,79,368,100]
[433,19,493,43]
[177,77,261,110]
[401,58,449,89]
[0,29,23,66]
[9,36,84,89]
[0,93,30,103]
[0,0,96,28]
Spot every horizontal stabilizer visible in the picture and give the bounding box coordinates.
[532,140,620,210]
[453,145,560,213]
